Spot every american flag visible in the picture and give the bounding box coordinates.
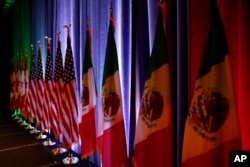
[61,32,79,149]
[36,46,45,129]
[53,36,64,139]
[44,44,57,132]
[27,48,37,121]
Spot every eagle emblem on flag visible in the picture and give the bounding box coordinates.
[82,86,89,107]
[140,86,164,127]
[102,90,120,119]
[188,85,230,141]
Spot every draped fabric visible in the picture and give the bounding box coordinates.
[182,1,241,166]
[9,0,31,61]
[189,0,250,151]
[133,3,173,167]
[10,58,16,111]
[21,54,29,118]
[35,46,45,129]
[5,0,250,166]
[61,32,79,150]
[79,27,97,159]
[27,48,37,121]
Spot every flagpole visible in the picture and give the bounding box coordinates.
[98,2,115,165]
[15,52,22,122]
[11,56,18,119]
[29,44,40,135]
[23,52,35,130]
[19,55,25,126]
[62,24,79,165]
[42,36,56,147]
[20,55,28,126]
[80,1,91,165]
[35,40,47,140]
[51,32,67,155]
[24,48,36,130]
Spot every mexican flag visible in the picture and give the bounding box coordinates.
[10,58,16,111]
[79,27,97,159]
[21,54,29,118]
[97,16,128,167]
[133,3,173,167]
[36,46,45,129]
[181,1,241,167]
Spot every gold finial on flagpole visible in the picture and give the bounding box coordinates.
[109,1,113,17]
[45,36,52,45]
[64,24,71,33]
[86,0,89,28]
[37,41,41,48]
[56,32,61,44]
[86,17,90,29]
[109,1,115,31]
[56,32,61,38]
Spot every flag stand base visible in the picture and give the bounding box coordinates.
[11,113,16,118]
[17,119,23,124]
[52,147,67,155]
[25,124,34,130]
[30,128,40,134]
[43,138,56,146]
[13,116,19,120]
[20,121,28,126]
[36,133,47,139]
[62,154,79,165]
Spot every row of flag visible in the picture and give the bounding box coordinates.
[9,1,241,167]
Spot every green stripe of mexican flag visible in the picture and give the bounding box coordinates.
[102,21,119,86]
[197,0,228,78]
